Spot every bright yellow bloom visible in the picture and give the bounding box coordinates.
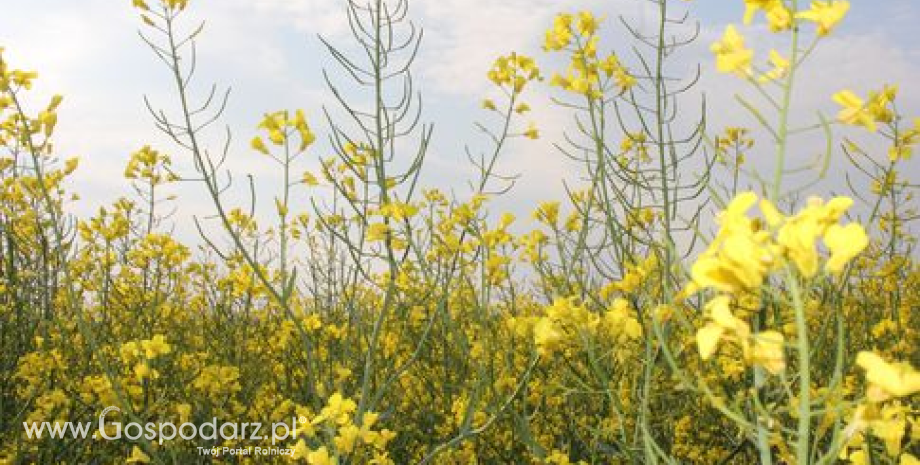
[764,3,793,32]
[544,14,574,51]
[752,331,785,375]
[291,439,310,460]
[696,323,725,360]
[758,49,790,83]
[126,446,150,463]
[691,192,773,293]
[711,25,753,77]
[577,11,601,36]
[833,90,876,131]
[533,201,560,225]
[164,0,189,11]
[314,392,357,426]
[823,223,868,274]
[366,223,390,242]
[796,1,850,36]
[533,318,563,356]
[696,295,750,360]
[303,171,319,186]
[334,424,361,454]
[176,403,192,423]
[487,53,541,94]
[523,123,539,139]
[743,0,793,31]
[776,213,821,278]
[776,196,854,277]
[133,362,158,381]
[856,351,920,401]
[307,446,336,465]
[140,334,171,359]
[743,0,776,24]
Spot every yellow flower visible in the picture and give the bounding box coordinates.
[487,53,541,93]
[796,1,850,36]
[251,136,269,155]
[291,439,310,460]
[847,450,868,465]
[764,3,793,32]
[134,362,158,382]
[303,171,319,186]
[696,323,725,360]
[176,403,192,423]
[711,25,753,77]
[871,412,907,457]
[742,0,793,31]
[742,0,777,24]
[691,192,774,293]
[314,392,357,426]
[334,424,361,454]
[752,331,785,375]
[696,296,750,360]
[164,0,189,11]
[758,49,790,83]
[366,223,390,242]
[833,90,876,131]
[126,446,150,463]
[533,318,562,356]
[856,351,920,401]
[776,213,821,278]
[140,334,171,359]
[307,446,336,465]
[293,109,316,151]
[577,11,601,36]
[523,123,539,139]
[775,196,854,278]
[823,223,868,274]
[544,14,574,51]
[533,201,560,225]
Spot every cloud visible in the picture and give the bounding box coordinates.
[232,0,348,38]
[3,0,918,234]
[414,0,661,98]
[694,22,920,200]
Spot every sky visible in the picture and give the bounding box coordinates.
[3,0,919,243]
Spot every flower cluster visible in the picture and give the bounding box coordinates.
[544,12,636,98]
[690,192,868,370]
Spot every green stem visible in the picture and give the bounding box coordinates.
[771,1,801,202]
[788,267,811,464]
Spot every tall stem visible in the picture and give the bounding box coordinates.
[771,0,800,202]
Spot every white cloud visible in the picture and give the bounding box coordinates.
[695,22,920,200]
[3,0,918,233]
[238,0,348,37]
